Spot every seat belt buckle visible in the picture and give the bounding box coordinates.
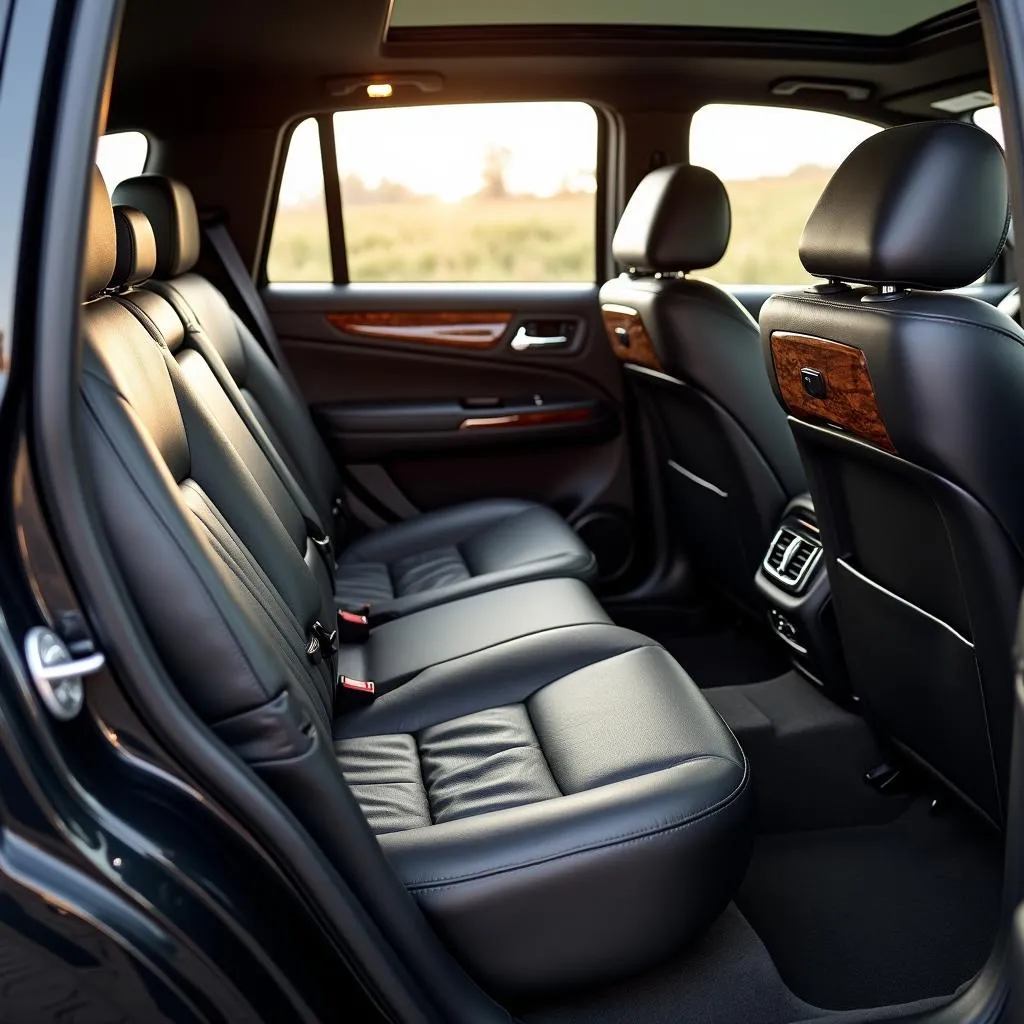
[336,675,377,712]
[338,607,371,644]
[306,620,339,664]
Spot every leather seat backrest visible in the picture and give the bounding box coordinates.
[599,164,804,611]
[112,174,343,536]
[760,120,1020,823]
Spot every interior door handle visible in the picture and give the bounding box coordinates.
[510,326,569,352]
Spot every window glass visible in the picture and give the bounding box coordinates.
[689,105,880,283]
[334,102,597,283]
[266,102,598,284]
[973,105,1004,148]
[266,117,333,283]
[96,131,148,192]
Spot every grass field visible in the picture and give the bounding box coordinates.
[266,166,835,285]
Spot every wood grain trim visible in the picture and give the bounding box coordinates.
[770,331,895,454]
[459,407,594,430]
[326,311,512,349]
[601,304,662,371]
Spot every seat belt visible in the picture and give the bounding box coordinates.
[200,214,303,397]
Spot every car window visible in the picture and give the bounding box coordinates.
[973,104,1005,148]
[689,104,880,284]
[95,131,148,192]
[266,102,598,284]
[266,117,332,283]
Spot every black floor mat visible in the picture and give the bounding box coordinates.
[661,620,789,687]
[736,799,1003,1010]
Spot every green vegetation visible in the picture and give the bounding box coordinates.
[265,166,835,286]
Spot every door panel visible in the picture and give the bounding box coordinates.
[263,283,638,583]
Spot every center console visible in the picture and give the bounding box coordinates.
[755,494,850,703]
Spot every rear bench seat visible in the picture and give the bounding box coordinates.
[112,173,599,619]
[83,168,752,996]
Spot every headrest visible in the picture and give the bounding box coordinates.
[84,167,116,298]
[111,206,157,289]
[800,121,1010,290]
[112,174,200,278]
[612,164,730,273]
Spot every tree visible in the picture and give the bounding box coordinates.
[479,144,512,199]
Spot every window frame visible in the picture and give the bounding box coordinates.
[261,100,612,288]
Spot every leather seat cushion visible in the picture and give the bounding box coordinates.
[335,498,598,617]
[337,578,611,695]
[334,624,752,996]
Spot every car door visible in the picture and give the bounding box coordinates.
[259,104,639,588]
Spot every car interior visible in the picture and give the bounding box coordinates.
[28,0,1024,1020]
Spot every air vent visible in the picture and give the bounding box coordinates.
[762,526,822,591]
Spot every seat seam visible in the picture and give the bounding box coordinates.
[412,732,435,827]
[403,752,749,890]
[521,701,563,798]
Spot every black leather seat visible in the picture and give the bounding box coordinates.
[83,170,753,995]
[600,165,805,611]
[113,174,597,618]
[761,121,1019,824]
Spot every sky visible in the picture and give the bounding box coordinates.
[96,101,1003,204]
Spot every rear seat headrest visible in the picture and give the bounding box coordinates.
[112,174,200,279]
[800,120,1010,291]
[111,206,157,290]
[612,164,731,273]
[84,167,116,298]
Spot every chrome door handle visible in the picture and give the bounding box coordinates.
[510,327,569,352]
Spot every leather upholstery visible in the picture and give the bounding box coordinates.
[111,206,157,288]
[335,625,752,995]
[612,164,730,273]
[800,121,1010,290]
[762,121,1024,822]
[113,175,598,616]
[337,578,611,694]
[602,179,804,610]
[113,173,201,278]
[79,170,754,997]
[84,167,116,297]
[336,499,597,617]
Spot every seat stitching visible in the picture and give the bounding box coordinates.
[412,732,434,827]
[522,701,563,797]
[404,752,749,890]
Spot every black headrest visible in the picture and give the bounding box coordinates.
[84,167,116,298]
[800,121,1010,290]
[112,174,200,278]
[111,206,158,289]
[612,165,730,273]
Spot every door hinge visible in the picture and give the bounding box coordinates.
[23,627,104,721]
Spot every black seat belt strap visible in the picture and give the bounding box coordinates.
[201,215,303,397]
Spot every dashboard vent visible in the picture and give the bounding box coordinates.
[762,527,822,590]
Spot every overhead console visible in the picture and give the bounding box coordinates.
[755,494,850,703]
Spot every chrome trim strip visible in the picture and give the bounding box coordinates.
[835,558,974,648]
[667,459,728,498]
[601,302,639,316]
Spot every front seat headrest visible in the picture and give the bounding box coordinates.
[111,206,158,290]
[612,164,731,273]
[112,174,200,279]
[84,167,116,298]
[800,120,1010,291]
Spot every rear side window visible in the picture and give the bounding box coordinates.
[689,105,880,284]
[96,131,148,192]
[266,102,599,284]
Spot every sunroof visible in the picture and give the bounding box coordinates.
[387,0,968,38]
